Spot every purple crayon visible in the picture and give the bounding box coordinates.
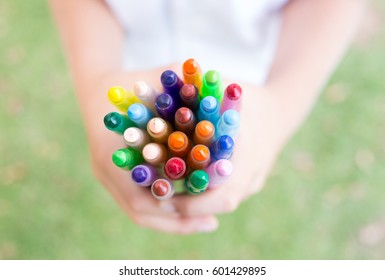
[131,164,157,187]
[155,93,178,123]
[205,159,233,189]
[161,70,184,103]
[220,83,242,113]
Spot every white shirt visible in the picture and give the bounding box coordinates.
[106,0,288,85]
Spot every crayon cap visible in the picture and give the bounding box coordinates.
[223,109,240,126]
[226,83,242,100]
[168,132,187,149]
[183,59,199,74]
[205,70,220,86]
[189,170,209,190]
[175,107,193,124]
[132,166,147,183]
[128,103,145,120]
[165,158,186,177]
[180,84,197,99]
[196,121,214,137]
[112,149,132,167]
[152,179,169,196]
[133,81,148,97]
[108,87,125,103]
[217,160,233,176]
[218,135,234,151]
[156,93,172,108]
[104,112,121,128]
[193,145,210,161]
[201,96,217,113]
[143,144,159,160]
[161,70,177,86]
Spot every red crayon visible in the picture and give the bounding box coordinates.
[164,157,188,180]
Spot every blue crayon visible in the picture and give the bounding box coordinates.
[197,96,220,124]
[127,103,154,128]
[161,70,184,103]
[215,109,240,139]
[131,164,157,187]
[210,135,234,160]
[155,93,178,123]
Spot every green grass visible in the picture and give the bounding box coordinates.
[1,0,385,259]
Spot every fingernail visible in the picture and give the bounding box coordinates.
[197,222,217,233]
[159,202,176,213]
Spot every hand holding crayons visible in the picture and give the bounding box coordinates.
[104,59,243,200]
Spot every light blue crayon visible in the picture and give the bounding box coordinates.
[215,109,240,139]
[127,103,154,128]
[197,96,220,124]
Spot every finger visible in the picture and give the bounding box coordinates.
[169,188,241,217]
[129,212,219,235]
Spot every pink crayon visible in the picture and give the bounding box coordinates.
[205,159,233,189]
[220,83,242,114]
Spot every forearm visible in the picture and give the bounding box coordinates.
[267,0,365,133]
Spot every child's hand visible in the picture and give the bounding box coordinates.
[167,84,291,221]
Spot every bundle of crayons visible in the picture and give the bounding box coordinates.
[104,58,242,200]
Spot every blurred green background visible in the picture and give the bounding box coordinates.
[1,0,384,259]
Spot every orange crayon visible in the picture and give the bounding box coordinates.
[187,144,211,170]
[193,120,215,146]
[167,131,191,158]
[183,58,202,91]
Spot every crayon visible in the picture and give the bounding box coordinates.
[167,131,190,158]
[220,83,242,113]
[215,109,240,139]
[104,112,136,134]
[123,127,150,149]
[201,70,223,102]
[155,93,178,123]
[197,96,220,124]
[205,159,233,189]
[182,58,202,90]
[185,170,209,194]
[164,157,188,180]
[112,147,144,170]
[133,81,158,113]
[179,84,200,111]
[142,143,168,166]
[174,107,197,136]
[210,135,234,160]
[131,164,158,187]
[151,178,174,200]
[187,144,211,170]
[147,117,173,143]
[160,70,184,103]
[108,86,140,112]
[127,103,154,128]
[193,120,215,146]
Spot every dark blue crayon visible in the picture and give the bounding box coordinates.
[210,135,234,160]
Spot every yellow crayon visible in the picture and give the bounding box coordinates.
[107,86,140,112]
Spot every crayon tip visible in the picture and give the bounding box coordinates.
[133,81,148,97]
[197,121,214,137]
[183,59,199,74]
[156,93,172,108]
[226,84,242,100]
[205,70,219,85]
[152,180,169,196]
[108,87,125,103]
[161,70,177,86]
[193,145,210,161]
[190,170,209,190]
[169,132,186,149]
[223,110,240,125]
[180,84,197,99]
[166,158,184,175]
[218,135,234,151]
[175,107,192,124]
[132,167,147,183]
[128,103,144,120]
[148,118,166,134]
[104,112,121,128]
[112,150,131,167]
[217,160,233,176]
[201,96,217,112]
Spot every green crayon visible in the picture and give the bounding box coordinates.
[112,148,144,170]
[201,70,223,103]
[185,170,209,194]
[104,112,136,134]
